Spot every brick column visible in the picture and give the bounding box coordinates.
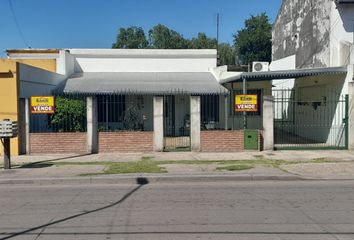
[262,96,274,151]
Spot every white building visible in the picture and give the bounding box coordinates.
[8,49,266,154]
[269,0,354,149]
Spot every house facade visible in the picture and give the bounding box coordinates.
[270,0,354,149]
[1,49,270,155]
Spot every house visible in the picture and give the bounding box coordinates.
[269,0,354,149]
[1,49,269,155]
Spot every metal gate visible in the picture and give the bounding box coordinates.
[163,95,191,151]
[273,89,348,150]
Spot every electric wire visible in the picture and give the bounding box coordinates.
[8,0,30,48]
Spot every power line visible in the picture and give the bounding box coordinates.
[8,0,30,48]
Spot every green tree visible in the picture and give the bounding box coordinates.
[148,24,189,49]
[218,43,236,65]
[189,33,217,49]
[112,26,148,49]
[233,13,272,65]
[50,97,86,132]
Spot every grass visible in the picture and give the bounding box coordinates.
[103,160,167,174]
[216,164,253,171]
[15,156,348,175]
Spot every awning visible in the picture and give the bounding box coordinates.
[61,72,228,95]
[220,66,348,84]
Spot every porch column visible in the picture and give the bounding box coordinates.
[190,96,201,151]
[262,96,274,151]
[153,96,164,151]
[87,96,98,153]
[348,82,354,150]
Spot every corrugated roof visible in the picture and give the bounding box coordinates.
[219,66,348,84]
[61,72,228,95]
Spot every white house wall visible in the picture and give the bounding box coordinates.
[330,2,354,66]
[270,55,296,89]
[272,0,331,68]
[292,74,347,145]
[69,49,217,73]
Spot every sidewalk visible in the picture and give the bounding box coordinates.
[0,150,354,185]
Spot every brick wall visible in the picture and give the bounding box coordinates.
[200,130,245,152]
[98,131,153,152]
[30,132,87,154]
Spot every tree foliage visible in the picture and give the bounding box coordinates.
[112,26,148,49]
[148,24,189,49]
[233,13,272,64]
[50,97,86,132]
[112,24,236,65]
[218,43,235,66]
[189,32,217,49]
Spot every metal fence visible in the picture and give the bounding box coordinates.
[97,95,153,132]
[30,94,87,133]
[273,89,348,149]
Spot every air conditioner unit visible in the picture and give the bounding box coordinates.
[252,62,269,72]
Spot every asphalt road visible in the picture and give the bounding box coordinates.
[1,180,354,240]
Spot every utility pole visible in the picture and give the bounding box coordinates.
[216,13,220,66]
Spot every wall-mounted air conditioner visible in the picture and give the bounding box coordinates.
[252,62,269,72]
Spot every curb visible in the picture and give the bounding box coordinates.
[0,174,305,185]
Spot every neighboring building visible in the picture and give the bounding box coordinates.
[0,49,58,155]
[270,0,354,149]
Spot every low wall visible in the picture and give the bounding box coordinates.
[98,131,153,152]
[30,132,88,154]
[200,130,245,152]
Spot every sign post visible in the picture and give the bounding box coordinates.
[0,119,18,169]
[235,92,258,130]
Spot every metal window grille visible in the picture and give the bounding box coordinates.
[30,94,87,133]
[98,95,152,132]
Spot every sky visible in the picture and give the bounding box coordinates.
[0,0,282,57]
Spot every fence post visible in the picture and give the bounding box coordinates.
[87,96,98,153]
[153,96,164,151]
[190,96,201,151]
[348,82,354,150]
[263,96,274,150]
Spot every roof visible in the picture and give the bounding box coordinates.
[61,72,228,95]
[68,49,217,58]
[335,0,354,3]
[6,49,60,54]
[219,66,348,84]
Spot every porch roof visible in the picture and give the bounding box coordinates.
[219,66,348,84]
[61,72,228,95]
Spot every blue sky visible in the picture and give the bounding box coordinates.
[0,0,282,56]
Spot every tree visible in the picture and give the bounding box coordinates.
[148,24,189,49]
[111,24,236,66]
[218,43,236,65]
[233,13,272,65]
[189,33,217,49]
[112,26,148,49]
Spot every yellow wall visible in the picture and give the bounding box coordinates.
[0,59,56,156]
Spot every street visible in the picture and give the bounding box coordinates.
[1,180,354,240]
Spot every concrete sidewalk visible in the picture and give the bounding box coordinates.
[0,150,354,184]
